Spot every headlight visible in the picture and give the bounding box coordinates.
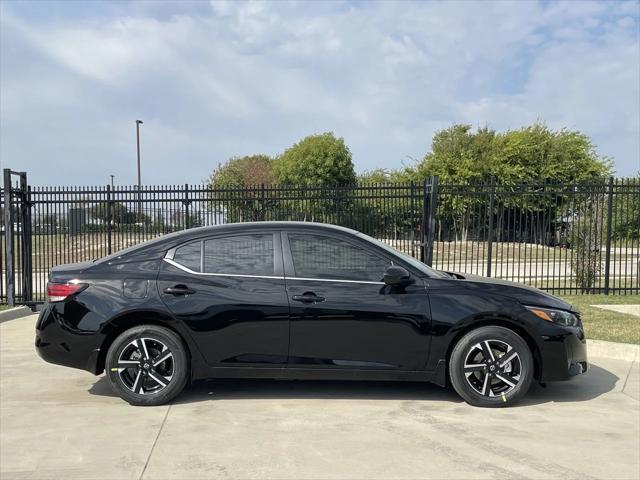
[525,306,580,327]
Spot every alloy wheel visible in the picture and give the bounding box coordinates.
[116,337,175,395]
[463,339,522,397]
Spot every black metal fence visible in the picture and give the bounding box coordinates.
[2,168,639,304]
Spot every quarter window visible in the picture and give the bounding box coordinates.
[204,234,274,276]
[173,241,201,272]
[288,233,390,282]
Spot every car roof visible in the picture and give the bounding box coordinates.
[179,221,357,235]
[163,221,359,243]
[100,222,359,263]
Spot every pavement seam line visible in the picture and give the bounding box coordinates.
[139,403,172,480]
[621,359,635,394]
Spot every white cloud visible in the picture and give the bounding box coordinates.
[0,0,638,185]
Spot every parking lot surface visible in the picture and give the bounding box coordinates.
[1,315,638,480]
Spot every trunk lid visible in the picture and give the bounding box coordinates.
[49,261,94,282]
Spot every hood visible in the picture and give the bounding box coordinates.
[444,271,574,312]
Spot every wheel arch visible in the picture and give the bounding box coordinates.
[96,310,193,376]
[445,318,542,383]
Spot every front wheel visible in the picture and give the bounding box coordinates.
[449,326,533,407]
[105,325,189,406]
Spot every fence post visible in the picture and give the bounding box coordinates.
[422,176,438,266]
[3,169,15,306]
[184,183,191,229]
[429,176,439,266]
[420,179,428,263]
[106,184,112,255]
[335,183,341,226]
[260,183,266,221]
[486,179,496,277]
[410,181,416,258]
[19,173,32,303]
[603,176,614,295]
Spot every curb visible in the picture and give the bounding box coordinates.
[588,339,640,362]
[0,306,34,324]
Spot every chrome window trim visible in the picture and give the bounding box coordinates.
[163,258,282,280]
[287,276,384,285]
[162,258,384,285]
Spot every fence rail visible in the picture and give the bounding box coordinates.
[2,169,639,304]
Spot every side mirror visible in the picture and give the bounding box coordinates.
[383,265,411,286]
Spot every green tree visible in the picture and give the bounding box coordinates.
[570,195,605,293]
[89,202,131,225]
[88,202,149,226]
[400,123,612,242]
[403,125,496,184]
[209,154,273,187]
[493,124,611,185]
[272,133,357,223]
[398,125,497,240]
[357,169,393,184]
[273,132,356,186]
[207,155,274,223]
[402,123,611,185]
[355,169,421,245]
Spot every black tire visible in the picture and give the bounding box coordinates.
[105,325,189,406]
[449,326,533,408]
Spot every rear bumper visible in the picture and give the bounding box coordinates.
[35,304,104,375]
[538,326,588,382]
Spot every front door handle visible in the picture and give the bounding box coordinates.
[163,285,196,296]
[292,292,325,303]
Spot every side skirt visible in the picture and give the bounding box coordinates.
[191,365,439,384]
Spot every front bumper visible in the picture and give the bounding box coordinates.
[35,304,104,375]
[538,325,588,382]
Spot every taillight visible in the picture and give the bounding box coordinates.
[47,282,88,302]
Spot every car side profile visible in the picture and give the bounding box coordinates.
[36,222,588,407]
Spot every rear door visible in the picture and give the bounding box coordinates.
[283,230,431,371]
[158,231,290,367]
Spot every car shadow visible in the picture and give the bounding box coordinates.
[88,376,462,403]
[88,363,619,406]
[519,364,620,406]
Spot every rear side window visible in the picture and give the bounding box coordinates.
[288,233,390,282]
[173,241,201,272]
[204,234,274,276]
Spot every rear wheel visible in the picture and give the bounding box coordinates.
[449,326,533,407]
[105,325,189,406]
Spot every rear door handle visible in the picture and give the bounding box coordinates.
[163,285,196,296]
[292,292,325,303]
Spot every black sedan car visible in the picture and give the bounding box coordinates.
[36,222,588,407]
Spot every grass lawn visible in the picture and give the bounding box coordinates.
[0,304,12,311]
[560,294,640,345]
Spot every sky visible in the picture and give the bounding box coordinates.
[1,0,639,186]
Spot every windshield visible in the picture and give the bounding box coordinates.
[355,232,447,278]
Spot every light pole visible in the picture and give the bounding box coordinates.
[110,174,114,189]
[135,120,143,221]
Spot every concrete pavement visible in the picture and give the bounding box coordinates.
[1,315,639,480]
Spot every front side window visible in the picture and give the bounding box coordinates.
[204,234,274,276]
[288,233,390,282]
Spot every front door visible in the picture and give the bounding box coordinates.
[283,231,431,371]
[158,232,290,367]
